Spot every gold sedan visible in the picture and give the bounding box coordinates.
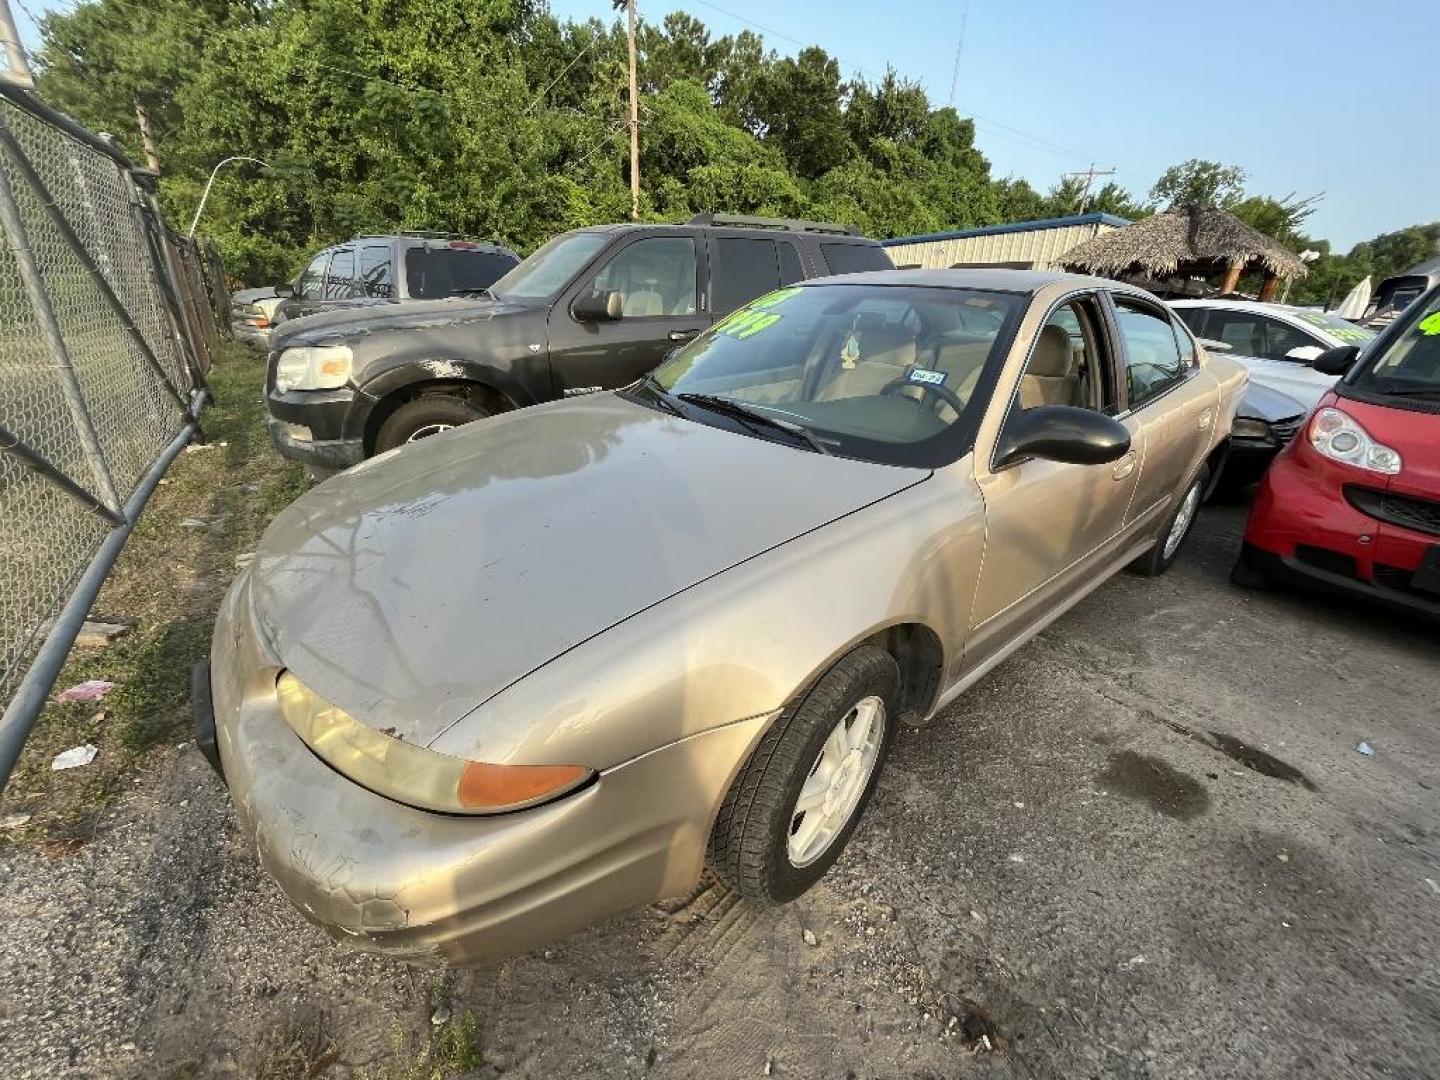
[200,269,1245,966]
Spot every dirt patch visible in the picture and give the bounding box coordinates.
[1096,750,1211,820]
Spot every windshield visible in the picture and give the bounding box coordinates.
[492,231,610,299]
[1289,309,1376,345]
[649,283,1024,466]
[1351,290,1440,397]
[404,247,518,298]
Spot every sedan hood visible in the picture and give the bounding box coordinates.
[248,394,926,744]
[1238,381,1309,422]
[274,295,536,347]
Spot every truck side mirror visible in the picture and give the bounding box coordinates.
[574,290,622,322]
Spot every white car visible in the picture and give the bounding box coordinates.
[1170,299,1375,411]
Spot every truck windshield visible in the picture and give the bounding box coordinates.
[1351,290,1440,398]
[492,232,610,300]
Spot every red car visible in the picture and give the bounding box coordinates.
[1236,283,1440,615]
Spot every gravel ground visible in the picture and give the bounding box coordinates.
[1,504,1437,1079]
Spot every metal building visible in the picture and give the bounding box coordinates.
[881,212,1130,271]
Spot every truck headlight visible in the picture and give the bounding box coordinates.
[275,345,352,392]
[275,672,592,814]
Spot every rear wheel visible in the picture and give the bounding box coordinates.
[1129,464,1208,577]
[374,396,489,454]
[709,645,899,904]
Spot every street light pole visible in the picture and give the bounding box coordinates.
[187,155,269,238]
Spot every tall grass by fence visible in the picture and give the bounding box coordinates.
[0,83,221,787]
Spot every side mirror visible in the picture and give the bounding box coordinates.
[274,282,294,297]
[1311,344,1359,376]
[1285,345,1324,364]
[1197,337,1234,354]
[996,405,1131,468]
[573,289,622,322]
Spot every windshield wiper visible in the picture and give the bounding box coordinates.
[450,287,494,298]
[676,393,830,455]
[1374,386,1440,399]
[632,373,683,417]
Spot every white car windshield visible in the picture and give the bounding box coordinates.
[1289,309,1376,345]
[649,283,1024,467]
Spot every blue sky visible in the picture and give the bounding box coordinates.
[15,0,1434,251]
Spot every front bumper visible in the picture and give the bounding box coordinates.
[231,322,274,350]
[208,573,771,966]
[265,415,364,472]
[1242,451,1440,616]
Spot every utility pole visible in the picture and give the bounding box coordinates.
[1061,163,1116,214]
[624,0,640,219]
[0,0,34,88]
[134,102,161,173]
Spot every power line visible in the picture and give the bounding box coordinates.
[524,32,601,115]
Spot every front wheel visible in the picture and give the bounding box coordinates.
[373,396,489,454]
[708,645,899,904]
[1128,464,1209,577]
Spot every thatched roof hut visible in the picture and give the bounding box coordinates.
[1059,204,1308,299]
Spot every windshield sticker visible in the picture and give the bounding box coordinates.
[907,367,947,386]
[1420,311,1440,336]
[715,308,782,340]
[840,332,860,369]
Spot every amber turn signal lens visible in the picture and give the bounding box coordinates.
[458,761,590,810]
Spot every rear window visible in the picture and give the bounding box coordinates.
[403,247,519,299]
[820,242,894,275]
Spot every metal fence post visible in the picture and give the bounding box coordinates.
[0,126,123,514]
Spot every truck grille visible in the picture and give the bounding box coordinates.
[1270,416,1303,447]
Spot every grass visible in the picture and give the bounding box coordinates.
[0,340,308,850]
[362,1010,486,1080]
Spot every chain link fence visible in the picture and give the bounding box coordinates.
[0,83,216,787]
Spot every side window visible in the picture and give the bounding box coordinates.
[1016,297,1110,413]
[820,242,893,275]
[1260,318,1318,362]
[360,245,393,298]
[297,252,330,301]
[589,236,697,318]
[710,237,780,315]
[325,248,355,300]
[777,241,804,285]
[1114,299,1187,409]
[1207,310,1267,357]
[1174,308,1209,338]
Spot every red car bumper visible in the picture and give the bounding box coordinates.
[1241,441,1440,616]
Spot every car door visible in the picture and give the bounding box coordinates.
[965,290,1144,668]
[546,232,710,397]
[1110,293,1216,528]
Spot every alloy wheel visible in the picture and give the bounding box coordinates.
[786,695,886,868]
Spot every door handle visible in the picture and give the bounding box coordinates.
[668,328,702,342]
[1111,451,1137,480]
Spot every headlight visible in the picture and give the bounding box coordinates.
[1231,417,1272,440]
[1308,407,1401,475]
[275,672,592,814]
[274,345,352,392]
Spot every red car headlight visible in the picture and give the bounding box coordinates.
[275,672,592,814]
[1308,407,1402,476]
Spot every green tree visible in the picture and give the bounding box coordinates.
[1149,159,1247,209]
[752,47,852,180]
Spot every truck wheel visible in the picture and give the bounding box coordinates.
[709,645,899,904]
[374,396,489,454]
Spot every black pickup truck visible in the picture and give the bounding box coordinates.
[264,215,893,472]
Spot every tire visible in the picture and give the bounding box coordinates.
[374,396,489,454]
[709,644,899,904]
[1128,463,1209,577]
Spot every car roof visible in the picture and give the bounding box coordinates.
[573,223,881,243]
[798,267,1123,294]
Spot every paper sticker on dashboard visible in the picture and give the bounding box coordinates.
[907,367,947,386]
